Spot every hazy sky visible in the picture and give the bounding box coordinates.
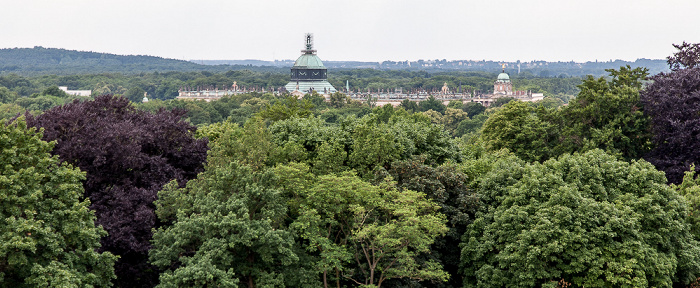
[2,0,699,62]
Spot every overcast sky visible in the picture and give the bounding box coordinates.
[2,0,699,62]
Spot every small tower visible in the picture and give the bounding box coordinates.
[284,33,337,94]
[494,64,513,95]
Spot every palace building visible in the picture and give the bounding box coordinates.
[284,34,337,95]
[494,70,513,95]
[470,65,544,107]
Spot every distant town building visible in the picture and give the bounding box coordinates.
[471,65,544,107]
[176,81,260,101]
[284,33,337,95]
[59,86,91,97]
[349,66,544,107]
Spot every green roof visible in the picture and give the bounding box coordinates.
[285,80,336,93]
[293,54,325,69]
[497,72,510,81]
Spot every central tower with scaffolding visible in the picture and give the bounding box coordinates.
[285,33,337,94]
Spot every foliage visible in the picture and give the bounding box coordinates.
[419,96,446,113]
[14,95,65,111]
[41,85,69,98]
[399,99,419,113]
[125,87,146,103]
[302,91,327,109]
[447,100,463,110]
[258,95,314,122]
[441,108,469,136]
[480,101,556,162]
[462,149,700,287]
[489,97,515,108]
[642,46,700,183]
[673,164,700,239]
[329,92,352,109]
[0,86,19,104]
[556,65,652,160]
[668,41,700,71]
[194,119,239,142]
[349,111,459,176]
[289,170,449,288]
[206,117,274,171]
[26,95,208,287]
[0,47,234,76]
[455,114,488,138]
[0,103,24,120]
[375,157,478,288]
[460,102,485,118]
[268,116,351,174]
[533,96,564,108]
[0,117,116,287]
[151,162,301,288]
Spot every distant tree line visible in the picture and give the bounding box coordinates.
[0,47,669,78]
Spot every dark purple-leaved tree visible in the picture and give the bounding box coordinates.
[668,42,700,71]
[25,95,208,287]
[642,42,700,184]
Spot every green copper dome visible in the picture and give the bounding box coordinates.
[293,54,325,69]
[497,72,510,81]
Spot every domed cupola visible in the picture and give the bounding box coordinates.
[494,64,513,95]
[285,34,337,94]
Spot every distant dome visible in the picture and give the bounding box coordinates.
[497,72,510,81]
[293,54,325,69]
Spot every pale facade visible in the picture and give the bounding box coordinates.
[59,86,91,97]
[471,70,544,107]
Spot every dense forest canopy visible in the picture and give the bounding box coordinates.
[3,43,700,288]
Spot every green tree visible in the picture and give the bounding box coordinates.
[329,92,351,109]
[422,109,443,125]
[259,95,314,122]
[124,86,146,103]
[349,111,459,176]
[195,119,240,142]
[0,118,116,287]
[419,96,446,113]
[311,140,348,175]
[557,66,652,160]
[151,162,300,288]
[290,171,449,288]
[207,118,275,171]
[455,114,488,138]
[0,103,24,120]
[375,157,478,288]
[480,101,556,162]
[461,102,485,118]
[490,97,516,108]
[0,86,19,103]
[462,149,700,287]
[533,96,564,108]
[673,164,700,239]
[267,116,350,171]
[441,108,469,135]
[302,91,327,109]
[447,100,463,110]
[41,85,69,98]
[14,96,63,111]
[399,99,419,113]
